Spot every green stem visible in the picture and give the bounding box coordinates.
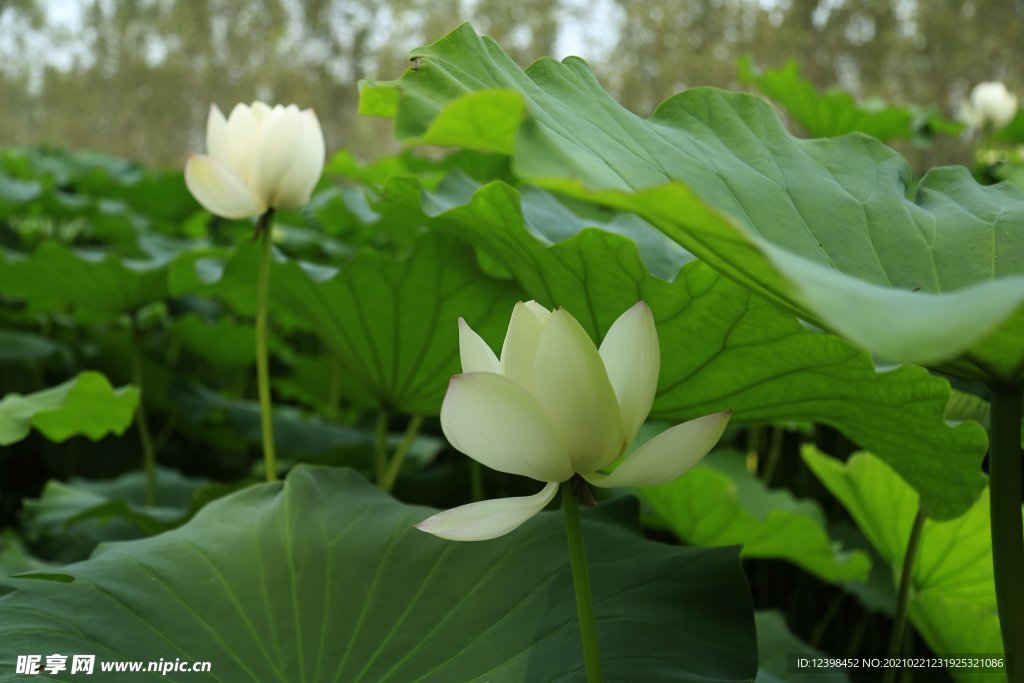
[809,590,845,648]
[374,410,389,487]
[761,426,785,486]
[381,414,423,492]
[989,383,1024,681]
[561,478,604,683]
[255,210,277,482]
[130,316,156,506]
[746,425,763,474]
[883,507,926,683]
[845,611,871,657]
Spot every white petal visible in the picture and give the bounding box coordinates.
[224,103,260,182]
[499,301,551,394]
[184,154,265,219]
[271,109,325,210]
[250,100,272,123]
[415,482,559,541]
[441,372,573,483]
[969,82,1019,128]
[459,318,500,373]
[585,411,730,488]
[523,300,551,317]
[599,301,659,443]
[533,308,625,474]
[205,104,231,168]
[252,105,306,208]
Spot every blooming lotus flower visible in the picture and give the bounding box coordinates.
[962,82,1018,130]
[185,101,325,219]
[417,301,731,541]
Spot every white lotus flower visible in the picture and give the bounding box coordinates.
[962,82,1018,130]
[417,301,731,541]
[185,101,325,219]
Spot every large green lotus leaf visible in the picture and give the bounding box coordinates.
[171,313,256,367]
[640,448,869,583]
[0,371,138,446]
[0,329,71,364]
[0,175,42,217]
[0,532,55,578]
[172,383,375,467]
[362,25,1024,382]
[0,240,169,320]
[802,446,1004,682]
[391,176,986,518]
[0,146,193,233]
[170,232,522,415]
[754,611,850,683]
[0,466,757,683]
[20,467,216,564]
[736,56,961,142]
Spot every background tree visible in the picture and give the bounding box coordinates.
[1,0,1022,167]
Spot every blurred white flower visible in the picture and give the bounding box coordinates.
[416,301,731,541]
[185,101,325,219]
[962,82,1018,130]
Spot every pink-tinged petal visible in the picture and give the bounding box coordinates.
[205,104,231,168]
[584,411,731,488]
[499,301,551,394]
[415,482,559,541]
[599,301,659,443]
[252,105,306,206]
[533,308,625,474]
[271,108,325,210]
[184,154,265,219]
[441,372,573,483]
[459,318,499,373]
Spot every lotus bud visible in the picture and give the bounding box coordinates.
[185,101,325,219]
[963,82,1018,130]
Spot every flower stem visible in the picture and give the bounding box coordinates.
[883,506,925,683]
[130,315,156,506]
[381,414,423,492]
[989,383,1024,681]
[561,478,604,683]
[255,211,277,482]
[761,426,785,486]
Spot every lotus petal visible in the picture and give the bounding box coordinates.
[599,301,659,443]
[533,308,625,474]
[184,154,264,219]
[415,482,559,541]
[440,372,573,483]
[458,318,500,373]
[585,411,731,488]
[499,300,550,394]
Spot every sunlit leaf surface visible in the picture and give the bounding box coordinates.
[365,24,1024,383]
